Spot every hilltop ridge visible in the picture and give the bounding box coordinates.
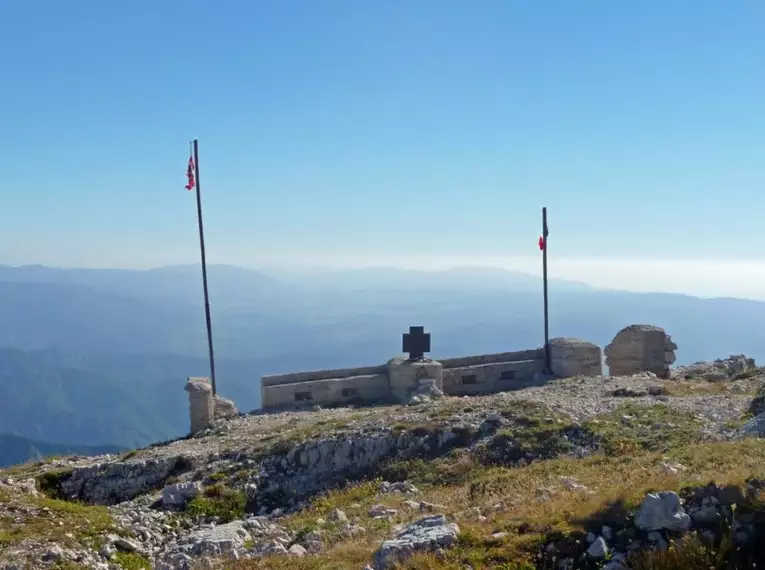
[3,355,765,569]
[7,263,765,462]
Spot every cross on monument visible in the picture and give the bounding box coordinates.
[402,326,431,360]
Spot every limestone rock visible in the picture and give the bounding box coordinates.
[407,377,444,405]
[301,529,324,553]
[42,544,64,561]
[373,515,460,569]
[740,412,765,437]
[112,536,141,553]
[379,481,419,495]
[327,508,348,524]
[587,536,609,559]
[603,554,629,570]
[559,476,588,492]
[60,456,194,505]
[609,387,648,398]
[161,481,202,507]
[288,543,307,556]
[214,395,239,420]
[369,504,398,519]
[633,491,691,532]
[181,521,252,557]
[676,355,757,382]
[262,541,288,555]
[748,383,765,417]
[605,325,676,379]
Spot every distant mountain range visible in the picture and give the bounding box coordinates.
[0,432,123,469]
[0,262,764,465]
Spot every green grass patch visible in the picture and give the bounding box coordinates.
[112,552,152,569]
[36,468,74,499]
[51,562,92,570]
[584,403,703,456]
[185,483,246,523]
[120,450,139,461]
[0,495,118,549]
[379,449,481,488]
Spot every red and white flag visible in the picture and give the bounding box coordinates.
[185,156,195,190]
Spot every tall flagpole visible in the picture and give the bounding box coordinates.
[192,139,218,396]
[542,207,550,373]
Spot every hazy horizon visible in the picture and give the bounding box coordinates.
[2,256,765,302]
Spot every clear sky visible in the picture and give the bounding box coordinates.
[1,1,765,297]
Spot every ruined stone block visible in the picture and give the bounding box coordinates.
[549,337,602,378]
[605,325,677,378]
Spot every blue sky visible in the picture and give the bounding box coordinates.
[1,1,765,295]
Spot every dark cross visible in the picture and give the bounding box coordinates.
[402,326,431,360]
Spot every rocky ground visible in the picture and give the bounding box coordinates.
[2,355,765,569]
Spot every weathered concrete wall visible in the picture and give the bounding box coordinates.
[262,365,387,387]
[440,348,543,369]
[605,325,677,378]
[549,337,603,378]
[442,358,544,395]
[261,374,390,408]
[259,344,604,409]
[260,349,547,409]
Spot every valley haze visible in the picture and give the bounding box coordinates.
[0,262,762,466]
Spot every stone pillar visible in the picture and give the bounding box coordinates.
[549,337,602,378]
[605,325,677,378]
[185,377,214,434]
[387,358,444,404]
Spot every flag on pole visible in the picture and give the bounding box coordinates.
[541,207,550,372]
[539,214,549,250]
[185,156,196,190]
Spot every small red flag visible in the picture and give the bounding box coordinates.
[538,236,545,251]
[185,156,195,190]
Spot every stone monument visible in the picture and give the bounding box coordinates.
[388,326,444,404]
[185,377,215,433]
[184,376,239,434]
[604,324,677,378]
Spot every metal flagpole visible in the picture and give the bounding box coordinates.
[542,207,551,373]
[192,139,218,396]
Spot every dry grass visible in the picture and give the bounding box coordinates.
[4,392,765,569]
[223,437,765,570]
